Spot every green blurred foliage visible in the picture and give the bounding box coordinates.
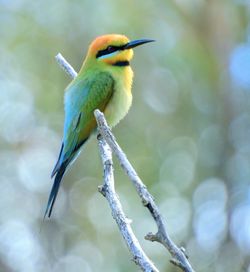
[1,0,250,271]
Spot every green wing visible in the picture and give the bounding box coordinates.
[52,72,114,176]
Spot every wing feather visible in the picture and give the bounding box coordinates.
[52,72,114,175]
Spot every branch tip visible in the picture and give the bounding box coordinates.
[145,232,160,242]
[98,185,106,197]
[125,217,133,224]
[170,258,182,267]
[180,247,189,259]
[55,52,77,79]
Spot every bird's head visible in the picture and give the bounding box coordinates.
[86,34,154,67]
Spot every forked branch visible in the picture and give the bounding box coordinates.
[94,110,194,272]
[97,134,158,271]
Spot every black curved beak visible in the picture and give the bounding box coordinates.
[123,39,155,50]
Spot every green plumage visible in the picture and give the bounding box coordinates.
[62,72,114,164]
[45,72,114,218]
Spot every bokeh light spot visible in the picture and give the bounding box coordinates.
[230,44,250,88]
[193,178,228,251]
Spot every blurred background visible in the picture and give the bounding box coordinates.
[1,0,250,271]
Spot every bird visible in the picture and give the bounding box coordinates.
[44,34,154,218]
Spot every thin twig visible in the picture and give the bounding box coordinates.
[97,134,158,272]
[55,53,77,79]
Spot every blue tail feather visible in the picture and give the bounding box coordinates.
[44,165,66,218]
[45,137,89,219]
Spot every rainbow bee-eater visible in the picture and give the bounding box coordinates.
[44,34,154,218]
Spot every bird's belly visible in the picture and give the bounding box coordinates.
[104,84,132,127]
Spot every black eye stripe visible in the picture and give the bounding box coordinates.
[96,45,124,58]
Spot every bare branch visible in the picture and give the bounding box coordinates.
[94,110,195,272]
[97,134,159,272]
[55,53,77,79]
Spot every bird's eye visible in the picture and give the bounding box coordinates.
[107,46,114,52]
